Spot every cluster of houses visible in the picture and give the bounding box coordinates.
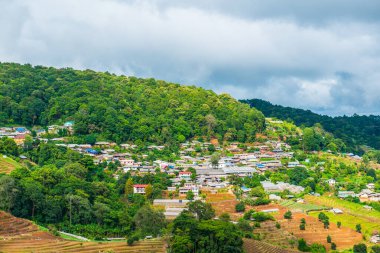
[0,126,30,145]
[337,183,380,203]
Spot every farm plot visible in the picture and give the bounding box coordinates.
[305,195,380,236]
[250,204,362,251]
[0,155,22,174]
[0,211,166,253]
[0,239,166,253]
[243,238,300,253]
[280,200,328,213]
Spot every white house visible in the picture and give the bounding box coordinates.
[133,184,148,194]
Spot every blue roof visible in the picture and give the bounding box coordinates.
[16,127,26,132]
[85,148,99,154]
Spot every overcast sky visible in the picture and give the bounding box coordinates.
[1,0,380,116]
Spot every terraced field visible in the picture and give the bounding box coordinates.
[243,238,300,253]
[305,195,380,237]
[0,211,166,253]
[0,211,39,236]
[0,239,166,253]
[0,155,22,174]
[252,204,362,251]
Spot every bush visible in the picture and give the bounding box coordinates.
[251,212,274,222]
[337,221,341,228]
[237,219,253,232]
[310,243,326,253]
[327,235,331,243]
[127,237,135,246]
[298,238,310,252]
[331,242,337,250]
[372,245,380,253]
[235,202,246,212]
[219,213,231,222]
[356,224,362,233]
[300,218,306,224]
[275,222,281,229]
[353,243,367,253]
[243,210,255,220]
[284,211,292,219]
[300,223,305,230]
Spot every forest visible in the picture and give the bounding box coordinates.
[241,99,380,152]
[0,62,265,144]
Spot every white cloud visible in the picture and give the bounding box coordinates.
[0,0,379,115]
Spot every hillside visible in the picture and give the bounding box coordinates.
[0,62,265,144]
[0,155,23,174]
[241,99,380,152]
[0,211,166,253]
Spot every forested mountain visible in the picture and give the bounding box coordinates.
[241,99,380,152]
[0,63,265,143]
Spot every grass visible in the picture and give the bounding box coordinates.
[58,232,87,242]
[280,200,327,212]
[0,154,23,174]
[306,195,380,237]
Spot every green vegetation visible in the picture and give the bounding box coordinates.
[0,62,265,144]
[170,211,243,252]
[284,210,292,219]
[241,99,380,152]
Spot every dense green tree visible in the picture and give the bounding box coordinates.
[0,175,18,212]
[353,243,367,253]
[133,205,166,237]
[188,200,215,221]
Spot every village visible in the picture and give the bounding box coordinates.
[2,120,379,219]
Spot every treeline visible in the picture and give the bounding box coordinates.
[0,62,265,144]
[241,99,380,152]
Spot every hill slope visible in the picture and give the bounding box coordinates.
[241,99,380,151]
[0,62,264,143]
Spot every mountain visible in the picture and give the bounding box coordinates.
[241,99,380,152]
[0,62,265,143]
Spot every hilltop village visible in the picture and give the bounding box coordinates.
[1,117,380,252]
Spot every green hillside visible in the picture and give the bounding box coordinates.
[241,99,380,152]
[0,62,265,143]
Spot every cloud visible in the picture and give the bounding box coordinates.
[0,0,379,115]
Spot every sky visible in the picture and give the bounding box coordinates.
[1,0,380,116]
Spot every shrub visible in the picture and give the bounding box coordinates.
[356,224,362,233]
[298,238,310,252]
[372,245,380,253]
[310,243,326,253]
[300,223,305,230]
[327,235,331,243]
[235,202,245,212]
[337,221,341,228]
[300,218,306,224]
[219,213,231,222]
[243,210,255,220]
[284,210,292,219]
[237,219,253,232]
[331,242,337,250]
[275,222,281,229]
[353,243,367,253]
[251,212,274,222]
[323,220,330,229]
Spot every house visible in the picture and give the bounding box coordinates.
[326,179,336,186]
[261,181,280,192]
[338,191,355,198]
[367,183,375,190]
[179,171,192,181]
[370,235,380,244]
[269,194,281,201]
[331,208,343,214]
[133,184,148,194]
[288,161,300,168]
